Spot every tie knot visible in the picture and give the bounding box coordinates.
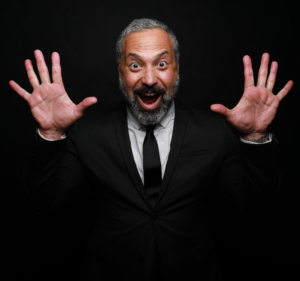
[146,125,155,133]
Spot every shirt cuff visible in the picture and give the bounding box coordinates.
[37,128,67,141]
[239,132,273,145]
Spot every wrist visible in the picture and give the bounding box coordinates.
[39,129,66,140]
[240,131,268,141]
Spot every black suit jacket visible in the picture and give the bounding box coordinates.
[23,99,280,280]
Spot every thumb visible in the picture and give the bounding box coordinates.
[76,97,98,116]
[210,104,231,118]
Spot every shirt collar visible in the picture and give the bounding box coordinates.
[127,101,175,130]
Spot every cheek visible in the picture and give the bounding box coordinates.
[122,72,140,91]
[159,71,177,90]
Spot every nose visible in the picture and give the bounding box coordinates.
[141,66,158,87]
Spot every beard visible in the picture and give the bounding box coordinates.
[119,75,179,126]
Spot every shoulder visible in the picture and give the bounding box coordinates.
[70,101,126,135]
[176,100,239,153]
[175,99,226,129]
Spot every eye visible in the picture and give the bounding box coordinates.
[158,61,167,67]
[131,63,140,69]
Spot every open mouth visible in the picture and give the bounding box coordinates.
[137,93,162,109]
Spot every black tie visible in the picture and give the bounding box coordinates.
[143,125,163,281]
[143,125,162,208]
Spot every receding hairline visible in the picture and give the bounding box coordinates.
[121,29,175,63]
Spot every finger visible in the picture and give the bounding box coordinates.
[266,61,278,92]
[75,97,98,117]
[276,81,294,102]
[34,50,51,83]
[25,59,39,89]
[51,52,63,84]
[210,104,231,119]
[257,53,270,87]
[243,55,254,89]
[9,80,30,102]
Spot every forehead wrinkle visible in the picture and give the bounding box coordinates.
[127,50,170,60]
[127,41,171,51]
[125,43,173,62]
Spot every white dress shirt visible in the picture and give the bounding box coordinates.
[127,102,175,184]
[37,101,273,183]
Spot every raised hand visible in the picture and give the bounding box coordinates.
[9,50,97,139]
[210,53,293,140]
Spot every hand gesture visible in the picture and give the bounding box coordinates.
[210,53,293,139]
[9,50,97,139]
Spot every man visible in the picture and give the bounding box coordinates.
[9,19,293,280]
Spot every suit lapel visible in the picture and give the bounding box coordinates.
[111,102,152,210]
[155,99,189,209]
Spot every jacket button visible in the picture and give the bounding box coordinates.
[138,254,144,261]
[151,213,158,220]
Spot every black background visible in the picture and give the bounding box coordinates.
[3,0,299,280]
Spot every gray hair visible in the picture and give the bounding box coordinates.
[116,18,179,66]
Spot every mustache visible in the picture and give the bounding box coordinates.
[133,85,166,96]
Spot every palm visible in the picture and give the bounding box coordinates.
[211,53,293,137]
[229,85,279,134]
[9,50,97,133]
[29,82,76,131]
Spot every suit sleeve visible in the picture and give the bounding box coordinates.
[217,117,281,219]
[22,122,86,216]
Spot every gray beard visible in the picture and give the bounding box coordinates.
[118,75,179,126]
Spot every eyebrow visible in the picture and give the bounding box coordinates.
[127,51,170,60]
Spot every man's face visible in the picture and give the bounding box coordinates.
[119,28,179,125]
